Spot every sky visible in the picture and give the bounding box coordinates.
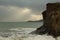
[0,0,60,22]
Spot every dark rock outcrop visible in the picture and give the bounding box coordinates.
[36,3,60,37]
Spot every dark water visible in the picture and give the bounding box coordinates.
[0,22,57,40]
[0,22,43,32]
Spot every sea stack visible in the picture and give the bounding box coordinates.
[36,3,60,37]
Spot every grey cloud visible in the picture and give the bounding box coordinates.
[0,0,60,22]
[0,0,48,12]
[0,6,32,22]
[0,0,60,10]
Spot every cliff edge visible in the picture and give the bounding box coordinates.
[36,3,60,37]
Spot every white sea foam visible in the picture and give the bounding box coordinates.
[0,27,59,40]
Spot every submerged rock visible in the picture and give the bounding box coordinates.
[36,2,60,37]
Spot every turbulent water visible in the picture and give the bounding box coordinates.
[0,22,59,40]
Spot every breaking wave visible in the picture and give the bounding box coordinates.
[0,27,59,40]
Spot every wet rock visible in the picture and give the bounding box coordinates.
[36,26,48,35]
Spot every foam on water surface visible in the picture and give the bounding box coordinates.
[0,27,59,40]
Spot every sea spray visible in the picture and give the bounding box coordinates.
[0,28,58,40]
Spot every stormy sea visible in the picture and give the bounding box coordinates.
[0,22,59,40]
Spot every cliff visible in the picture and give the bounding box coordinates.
[36,3,60,37]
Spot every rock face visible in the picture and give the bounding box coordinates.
[36,3,60,37]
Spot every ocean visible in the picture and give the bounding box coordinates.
[0,22,43,32]
[0,22,59,40]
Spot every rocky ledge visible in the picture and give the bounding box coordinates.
[35,2,60,38]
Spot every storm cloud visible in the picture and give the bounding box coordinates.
[0,0,60,22]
